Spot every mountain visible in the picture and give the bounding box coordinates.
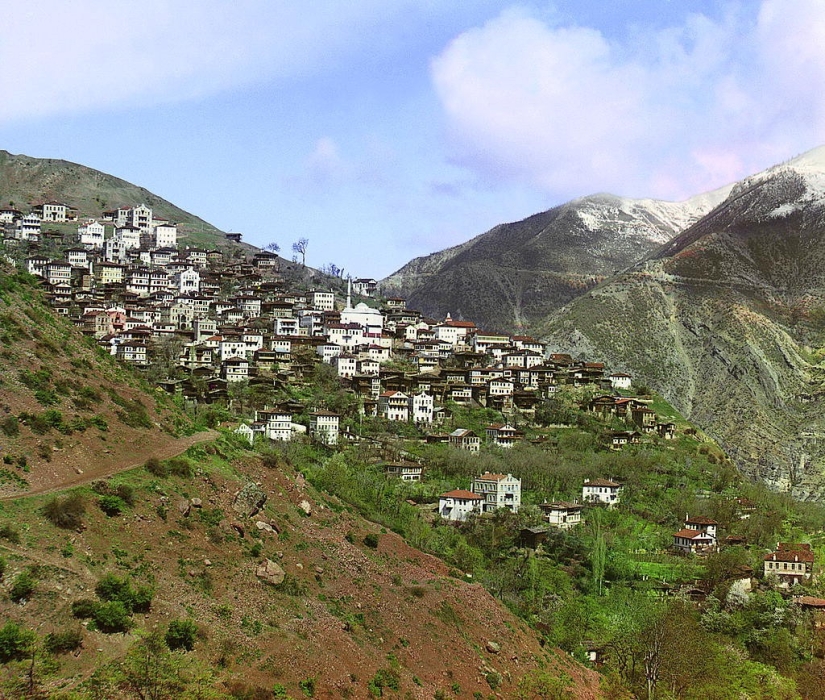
[382,189,730,331]
[0,150,227,249]
[540,146,825,499]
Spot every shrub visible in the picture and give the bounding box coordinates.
[71,598,98,618]
[165,619,198,651]
[0,556,5,579]
[95,573,131,602]
[93,601,132,633]
[42,493,85,529]
[0,622,35,662]
[114,484,135,506]
[368,669,400,697]
[299,678,316,697]
[44,628,83,655]
[363,533,379,549]
[98,495,127,516]
[0,523,21,544]
[1,415,19,437]
[145,457,167,477]
[9,570,36,602]
[167,457,193,478]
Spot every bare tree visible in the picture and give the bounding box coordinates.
[265,242,280,253]
[292,238,309,266]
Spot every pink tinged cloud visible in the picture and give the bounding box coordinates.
[431,2,825,202]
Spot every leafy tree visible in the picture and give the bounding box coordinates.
[0,622,35,662]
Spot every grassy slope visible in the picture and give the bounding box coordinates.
[0,265,195,496]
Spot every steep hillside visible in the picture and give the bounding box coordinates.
[0,436,602,699]
[0,265,201,497]
[540,147,825,499]
[0,150,227,249]
[382,189,730,331]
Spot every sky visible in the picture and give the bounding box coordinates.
[2,0,825,278]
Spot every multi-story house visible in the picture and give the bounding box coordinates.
[309,411,340,445]
[582,478,623,507]
[764,543,814,587]
[449,429,481,452]
[438,489,483,522]
[378,391,410,421]
[540,502,583,529]
[471,472,521,513]
[77,219,106,248]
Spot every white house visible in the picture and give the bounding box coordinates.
[582,478,623,507]
[540,502,583,529]
[471,472,521,514]
[77,219,106,248]
[256,409,294,441]
[438,489,483,522]
[310,411,340,445]
[154,222,177,248]
[410,392,434,425]
[609,372,632,390]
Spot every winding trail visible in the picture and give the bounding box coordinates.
[0,429,219,500]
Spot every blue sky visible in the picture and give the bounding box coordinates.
[2,0,823,278]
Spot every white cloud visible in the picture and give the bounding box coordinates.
[431,2,825,200]
[0,0,401,124]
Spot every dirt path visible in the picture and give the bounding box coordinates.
[1,429,219,500]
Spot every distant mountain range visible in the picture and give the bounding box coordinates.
[381,188,730,332]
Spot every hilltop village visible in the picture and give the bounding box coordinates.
[5,199,825,697]
[3,201,817,583]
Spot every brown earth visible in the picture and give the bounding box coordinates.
[0,445,603,699]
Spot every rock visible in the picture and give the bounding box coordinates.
[230,522,245,538]
[188,569,197,577]
[269,519,280,534]
[486,641,501,654]
[233,483,267,518]
[295,562,303,570]
[74,468,83,475]
[177,500,191,517]
[203,559,211,567]
[255,520,276,534]
[298,499,312,516]
[255,559,286,586]
[190,498,203,508]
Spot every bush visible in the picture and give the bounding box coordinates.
[42,493,85,529]
[0,556,5,579]
[9,570,35,602]
[145,457,167,477]
[368,669,400,697]
[363,533,379,549]
[167,457,193,478]
[71,598,99,619]
[98,494,127,516]
[93,601,132,633]
[1,415,19,437]
[0,622,35,662]
[0,523,21,544]
[165,619,198,651]
[94,573,153,613]
[44,628,83,654]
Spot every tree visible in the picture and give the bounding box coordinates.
[122,630,186,700]
[292,238,309,266]
[265,242,280,253]
[165,619,198,651]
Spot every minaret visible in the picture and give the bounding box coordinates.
[346,278,352,310]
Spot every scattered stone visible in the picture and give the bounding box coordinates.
[230,522,245,538]
[315,567,324,575]
[233,482,267,518]
[255,559,286,586]
[203,559,212,567]
[298,500,312,516]
[74,468,83,475]
[486,641,501,655]
[177,501,191,517]
[255,520,276,534]
[188,570,197,577]
[269,519,280,533]
[295,562,303,570]
[190,498,203,508]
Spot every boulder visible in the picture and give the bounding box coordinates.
[190,498,203,508]
[233,483,267,518]
[298,499,312,516]
[486,641,501,655]
[255,559,286,586]
[177,500,191,517]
